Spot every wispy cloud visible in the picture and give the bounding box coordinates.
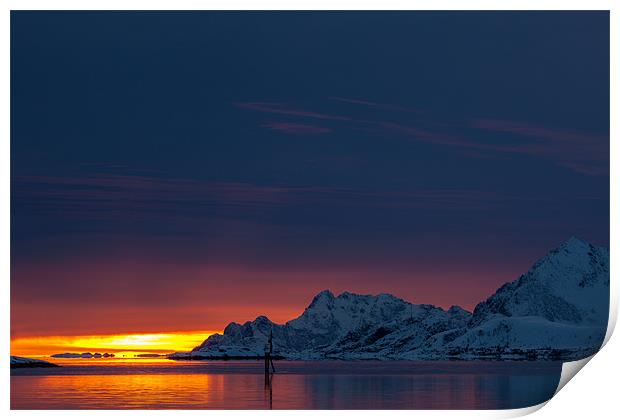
[471,118,608,146]
[380,122,476,149]
[234,102,350,121]
[379,119,608,176]
[13,173,541,225]
[234,98,608,176]
[12,174,342,226]
[262,122,332,135]
[469,118,608,175]
[328,96,423,114]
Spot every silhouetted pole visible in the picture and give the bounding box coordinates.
[269,329,275,373]
[264,328,275,387]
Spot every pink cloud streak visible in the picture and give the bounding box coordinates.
[328,96,424,113]
[262,122,332,134]
[234,102,350,121]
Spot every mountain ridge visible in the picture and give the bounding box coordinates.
[171,237,609,361]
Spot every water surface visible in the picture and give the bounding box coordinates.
[11,360,562,409]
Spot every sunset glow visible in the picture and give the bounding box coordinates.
[10,331,219,358]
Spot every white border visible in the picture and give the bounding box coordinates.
[3,1,617,419]
[0,0,617,11]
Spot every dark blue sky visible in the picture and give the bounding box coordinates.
[11,12,609,336]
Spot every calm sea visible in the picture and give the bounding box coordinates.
[11,360,562,409]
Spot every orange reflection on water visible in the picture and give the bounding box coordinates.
[12,373,267,409]
[10,370,559,409]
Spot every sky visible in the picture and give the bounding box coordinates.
[11,12,609,345]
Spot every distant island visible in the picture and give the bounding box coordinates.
[169,237,609,362]
[52,352,115,359]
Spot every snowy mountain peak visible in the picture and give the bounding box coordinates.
[471,237,609,327]
[447,305,471,319]
[223,322,241,335]
[377,292,400,302]
[308,290,335,308]
[537,236,604,268]
[317,289,335,298]
[558,236,589,251]
[254,315,272,324]
[176,238,608,362]
[529,237,608,287]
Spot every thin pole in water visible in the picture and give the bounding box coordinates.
[264,328,275,387]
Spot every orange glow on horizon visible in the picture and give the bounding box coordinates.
[10,330,220,358]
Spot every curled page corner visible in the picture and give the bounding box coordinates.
[603,297,618,348]
[495,401,549,418]
[555,355,595,396]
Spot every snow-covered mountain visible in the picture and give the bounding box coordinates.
[169,237,609,361]
[172,291,471,360]
[470,237,608,327]
[430,236,610,360]
[10,356,58,368]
